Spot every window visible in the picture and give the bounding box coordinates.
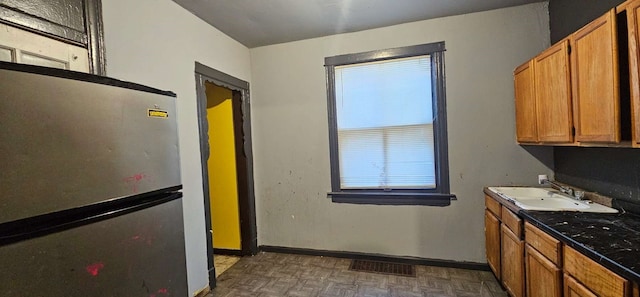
[325,42,453,205]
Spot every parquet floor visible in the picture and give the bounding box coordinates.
[208,252,507,297]
[214,255,241,277]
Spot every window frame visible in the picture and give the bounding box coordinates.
[325,42,454,206]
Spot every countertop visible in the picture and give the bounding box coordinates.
[484,188,640,284]
[521,211,640,284]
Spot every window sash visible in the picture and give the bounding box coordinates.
[338,124,436,189]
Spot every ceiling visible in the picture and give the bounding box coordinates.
[172,0,545,48]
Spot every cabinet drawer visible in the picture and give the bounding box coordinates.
[525,222,562,265]
[564,246,628,297]
[565,273,598,297]
[501,205,522,237]
[485,195,501,218]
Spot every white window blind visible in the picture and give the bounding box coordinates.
[335,55,436,189]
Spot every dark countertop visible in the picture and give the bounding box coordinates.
[483,187,640,284]
[521,211,640,284]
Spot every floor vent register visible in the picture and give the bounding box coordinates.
[349,259,416,277]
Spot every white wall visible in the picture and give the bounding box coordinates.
[250,3,552,262]
[102,0,251,294]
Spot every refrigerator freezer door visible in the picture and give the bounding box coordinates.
[0,68,181,224]
[0,197,187,296]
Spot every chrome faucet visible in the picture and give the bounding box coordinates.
[540,178,585,200]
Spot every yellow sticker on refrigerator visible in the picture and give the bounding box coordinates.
[148,109,169,118]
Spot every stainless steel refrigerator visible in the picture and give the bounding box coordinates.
[0,61,188,296]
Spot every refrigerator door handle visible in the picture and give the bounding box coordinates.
[0,192,182,246]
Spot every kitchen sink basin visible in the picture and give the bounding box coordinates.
[487,187,618,213]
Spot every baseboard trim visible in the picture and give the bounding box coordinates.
[259,245,490,271]
[193,285,210,297]
[213,248,244,256]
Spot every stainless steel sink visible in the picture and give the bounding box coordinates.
[487,187,618,213]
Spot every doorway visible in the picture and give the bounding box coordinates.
[205,82,242,255]
[194,62,257,289]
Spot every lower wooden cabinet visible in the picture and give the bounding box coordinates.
[485,210,501,280]
[485,191,637,297]
[564,245,629,297]
[502,224,525,297]
[565,273,598,297]
[526,244,562,297]
[484,195,524,297]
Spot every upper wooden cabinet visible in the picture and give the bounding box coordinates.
[534,39,574,143]
[622,0,640,147]
[514,60,538,143]
[512,5,640,146]
[571,9,621,143]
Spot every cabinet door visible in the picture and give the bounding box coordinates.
[565,274,598,297]
[564,245,628,297]
[534,39,574,143]
[501,224,524,297]
[625,0,640,146]
[526,245,562,297]
[0,23,89,72]
[0,0,105,75]
[485,210,501,280]
[514,60,538,143]
[571,9,620,143]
